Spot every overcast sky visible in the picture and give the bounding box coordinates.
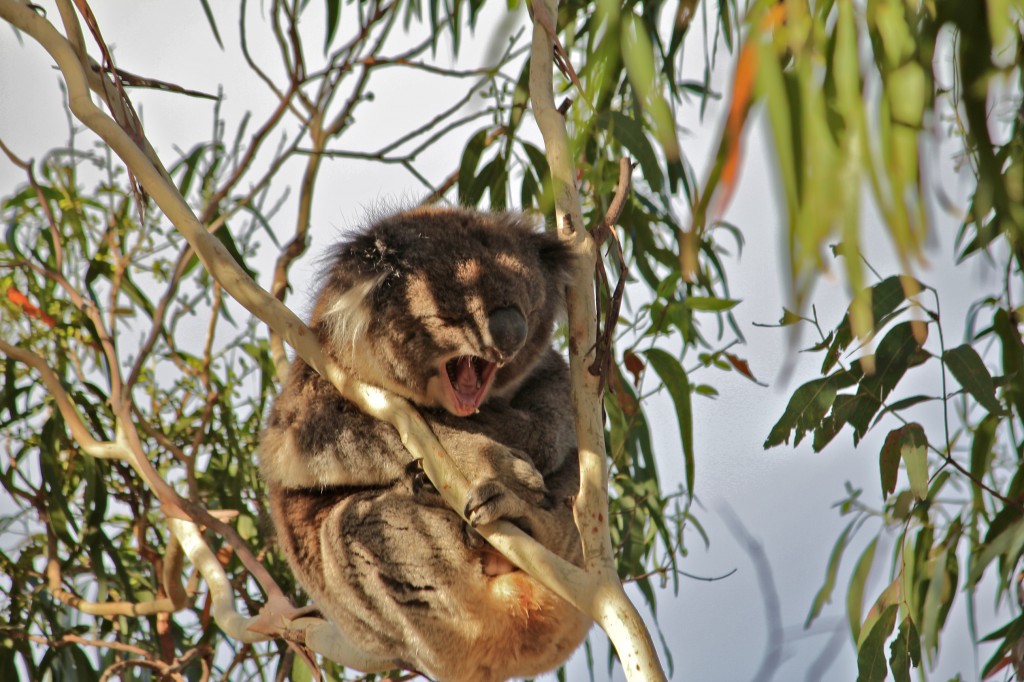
[0,2,1008,681]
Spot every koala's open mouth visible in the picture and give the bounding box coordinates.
[437,355,498,416]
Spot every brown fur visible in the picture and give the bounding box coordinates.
[259,207,590,682]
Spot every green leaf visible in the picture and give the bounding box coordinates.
[487,152,508,210]
[888,623,909,682]
[889,616,921,682]
[598,111,663,193]
[682,296,740,312]
[291,649,315,682]
[869,394,936,430]
[465,157,503,209]
[847,537,879,642]
[970,413,998,511]
[806,518,857,628]
[324,0,341,50]
[171,143,208,197]
[756,27,798,220]
[457,129,489,206]
[880,422,928,500]
[212,226,256,281]
[921,542,957,658]
[981,614,1024,678]
[866,322,929,399]
[764,374,851,448]
[620,13,679,163]
[971,511,1024,587]
[846,322,930,440]
[197,0,224,49]
[943,344,1004,414]
[0,647,20,682]
[822,276,921,374]
[779,307,805,325]
[994,308,1024,421]
[644,348,694,493]
[857,603,899,682]
[879,427,901,500]
[520,142,553,214]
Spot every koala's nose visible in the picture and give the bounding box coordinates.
[488,307,528,359]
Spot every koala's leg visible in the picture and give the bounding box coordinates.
[313,482,588,682]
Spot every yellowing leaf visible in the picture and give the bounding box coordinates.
[886,422,929,500]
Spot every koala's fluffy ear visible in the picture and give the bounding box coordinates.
[311,230,399,342]
[343,230,407,282]
[533,231,575,286]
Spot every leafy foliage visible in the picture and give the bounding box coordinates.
[0,0,747,679]
[764,72,1024,682]
[750,1,1024,680]
[765,254,1024,679]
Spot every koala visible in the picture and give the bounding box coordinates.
[259,206,591,682]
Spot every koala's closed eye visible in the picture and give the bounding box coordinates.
[259,206,588,682]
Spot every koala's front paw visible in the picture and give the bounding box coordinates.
[466,444,548,505]
[464,479,536,534]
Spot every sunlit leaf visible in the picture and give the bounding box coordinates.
[921,541,958,658]
[620,13,680,162]
[882,422,928,500]
[847,537,879,642]
[682,296,739,312]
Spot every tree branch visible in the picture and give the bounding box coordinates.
[529,1,668,678]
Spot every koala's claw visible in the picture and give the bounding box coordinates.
[464,479,534,534]
[462,523,487,550]
[405,459,442,502]
[464,480,506,526]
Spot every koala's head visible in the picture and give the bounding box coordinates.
[310,207,573,416]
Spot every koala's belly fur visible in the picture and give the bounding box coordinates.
[259,208,590,681]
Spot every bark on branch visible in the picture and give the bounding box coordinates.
[528,1,669,678]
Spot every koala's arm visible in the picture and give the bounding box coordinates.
[259,360,410,490]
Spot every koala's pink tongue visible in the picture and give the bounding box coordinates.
[454,356,481,405]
